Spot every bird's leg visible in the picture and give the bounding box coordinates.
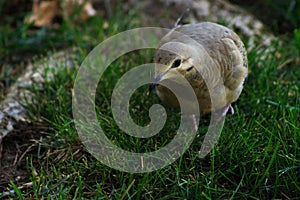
[228,104,234,115]
[181,114,199,135]
[221,106,229,117]
[191,114,198,132]
[220,104,234,117]
[212,104,234,121]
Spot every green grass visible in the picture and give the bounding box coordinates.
[1,3,299,200]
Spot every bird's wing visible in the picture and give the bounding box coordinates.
[221,31,248,91]
[217,30,248,106]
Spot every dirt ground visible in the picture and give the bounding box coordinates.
[0,123,46,192]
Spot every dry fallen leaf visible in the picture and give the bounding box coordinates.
[25,0,97,27]
[25,0,59,26]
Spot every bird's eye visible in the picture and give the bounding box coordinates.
[172,58,182,68]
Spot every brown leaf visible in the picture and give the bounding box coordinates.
[62,0,97,22]
[25,0,59,26]
[25,0,97,26]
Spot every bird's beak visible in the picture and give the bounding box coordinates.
[148,71,166,94]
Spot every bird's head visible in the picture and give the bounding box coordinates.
[151,42,199,90]
[148,42,205,108]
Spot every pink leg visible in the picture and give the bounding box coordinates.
[191,114,198,131]
[221,106,229,117]
[213,104,235,121]
[221,104,234,117]
[229,104,234,115]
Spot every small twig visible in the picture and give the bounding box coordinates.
[18,145,32,164]
[121,179,135,200]
[189,174,198,184]
[0,181,34,198]
[266,100,296,110]
[13,145,19,166]
[174,8,190,28]
[277,57,298,70]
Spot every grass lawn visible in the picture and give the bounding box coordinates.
[0,1,299,199]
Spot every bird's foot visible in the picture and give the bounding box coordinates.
[212,104,234,121]
[181,114,199,135]
[191,114,198,132]
[221,104,234,116]
[228,104,234,115]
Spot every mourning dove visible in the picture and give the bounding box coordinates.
[151,22,248,119]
